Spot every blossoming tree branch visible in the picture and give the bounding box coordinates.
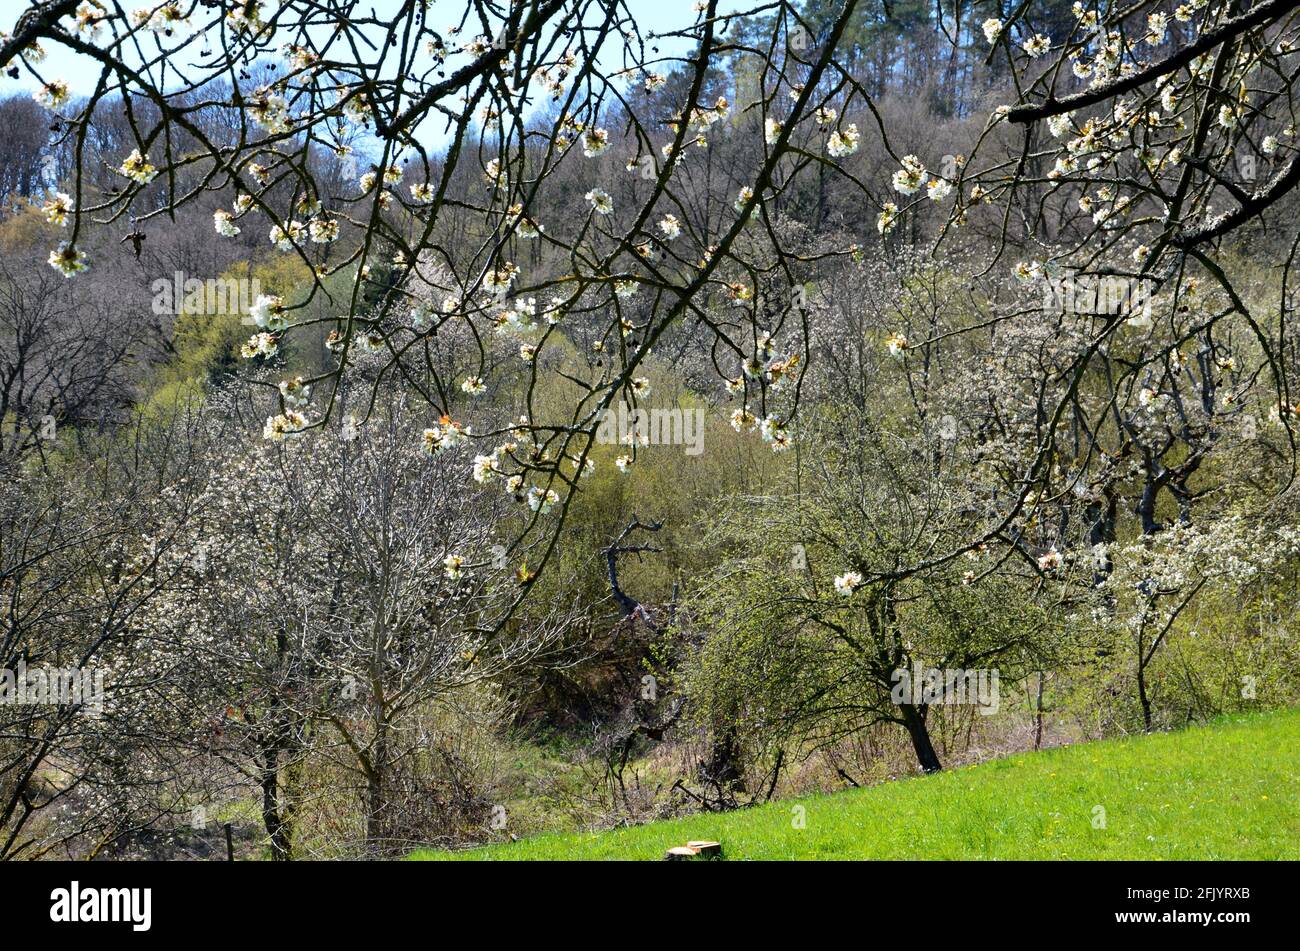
[4,0,1299,598]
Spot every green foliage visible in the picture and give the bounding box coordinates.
[676,406,1064,767]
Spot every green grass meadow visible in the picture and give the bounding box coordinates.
[411,710,1300,861]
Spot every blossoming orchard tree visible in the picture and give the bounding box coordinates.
[135,401,578,857]
[0,419,207,859]
[5,0,1299,594]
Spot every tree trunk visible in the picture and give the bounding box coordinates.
[698,726,745,807]
[365,725,389,854]
[1137,661,1154,733]
[1034,672,1046,751]
[259,749,292,861]
[365,770,384,851]
[899,703,943,773]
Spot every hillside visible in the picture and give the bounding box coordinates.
[412,710,1300,860]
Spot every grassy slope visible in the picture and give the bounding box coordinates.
[411,710,1300,860]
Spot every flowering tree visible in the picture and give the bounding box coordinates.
[952,0,1300,515]
[682,407,1065,774]
[1086,516,1300,730]
[138,393,576,856]
[0,423,205,859]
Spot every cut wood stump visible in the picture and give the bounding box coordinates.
[663,840,723,860]
[687,840,722,858]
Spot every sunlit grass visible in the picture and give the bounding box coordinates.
[410,709,1300,860]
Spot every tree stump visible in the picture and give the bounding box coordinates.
[664,840,723,860]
